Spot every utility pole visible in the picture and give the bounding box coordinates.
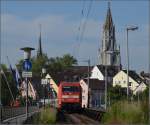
[104,65,107,110]
[126,29,129,101]
[0,10,2,123]
[87,59,90,108]
[0,33,2,122]
[148,1,150,122]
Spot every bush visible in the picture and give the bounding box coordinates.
[102,101,148,124]
[32,107,57,124]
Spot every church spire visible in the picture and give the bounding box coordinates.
[100,1,121,67]
[104,1,113,30]
[37,24,43,57]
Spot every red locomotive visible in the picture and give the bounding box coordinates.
[58,82,82,111]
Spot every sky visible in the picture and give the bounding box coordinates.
[1,0,149,73]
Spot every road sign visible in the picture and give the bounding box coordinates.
[23,60,32,71]
[22,71,32,78]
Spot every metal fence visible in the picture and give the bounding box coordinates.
[0,106,38,121]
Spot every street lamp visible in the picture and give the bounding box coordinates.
[41,68,46,108]
[45,74,51,106]
[20,47,34,119]
[126,26,138,100]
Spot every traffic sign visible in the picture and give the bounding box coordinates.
[41,79,48,85]
[23,60,32,71]
[22,71,32,78]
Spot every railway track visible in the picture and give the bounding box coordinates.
[56,110,100,124]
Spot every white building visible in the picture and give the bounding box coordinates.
[90,65,119,85]
[113,70,147,95]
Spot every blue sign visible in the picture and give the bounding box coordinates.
[23,60,32,71]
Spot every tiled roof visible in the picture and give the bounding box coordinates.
[122,70,143,84]
[53,66,93,84]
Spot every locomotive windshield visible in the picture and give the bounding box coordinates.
[62,86,80,92]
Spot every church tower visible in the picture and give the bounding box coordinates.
[100,2,121,67]
[37,24,43,58]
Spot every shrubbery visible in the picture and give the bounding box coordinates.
[31,107,57,124]
[102,101,148,124]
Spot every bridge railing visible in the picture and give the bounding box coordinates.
[1,106,38,121]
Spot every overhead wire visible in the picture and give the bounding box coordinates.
[72,0,86,59]
[76,0,93,60]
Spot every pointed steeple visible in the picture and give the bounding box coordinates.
[37,24,43,57]
[104,2,113,30]
[100,1,121,68]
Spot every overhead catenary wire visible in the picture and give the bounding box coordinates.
[72,0,86,58]
[76,0,93,60]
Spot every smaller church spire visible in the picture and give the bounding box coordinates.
[37,24,43,58]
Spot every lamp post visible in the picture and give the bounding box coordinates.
[45,74,51,106]
[20,47,34,119]
[126,26,138,101]
[0,30,2,122]
[104,65,107,110]
[41,68,46,108]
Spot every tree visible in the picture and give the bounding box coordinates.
[108,85,127,104]
[31,53,49,75]
[47,54,77,75]
[16,54,77,99]
[61,54,77,68]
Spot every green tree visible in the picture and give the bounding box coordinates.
[16,54,77,99]
[31,53,49,74]
[61,54,77,68]
[108,85,126,104]
[47,54,77,75]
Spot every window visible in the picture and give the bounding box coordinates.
[129,82,132,86]
[62,86,80,92]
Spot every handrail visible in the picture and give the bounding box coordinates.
[1,106,38,121]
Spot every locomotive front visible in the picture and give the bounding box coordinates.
[58,82,82,111]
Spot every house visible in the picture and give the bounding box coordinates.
[113,70,147,95]
[45,74,58,94]
[90,65,119,85]
[80,79,105,108]
[133,82,147,95]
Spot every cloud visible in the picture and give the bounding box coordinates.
[1,13,101,66]
[1,13,149,72]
